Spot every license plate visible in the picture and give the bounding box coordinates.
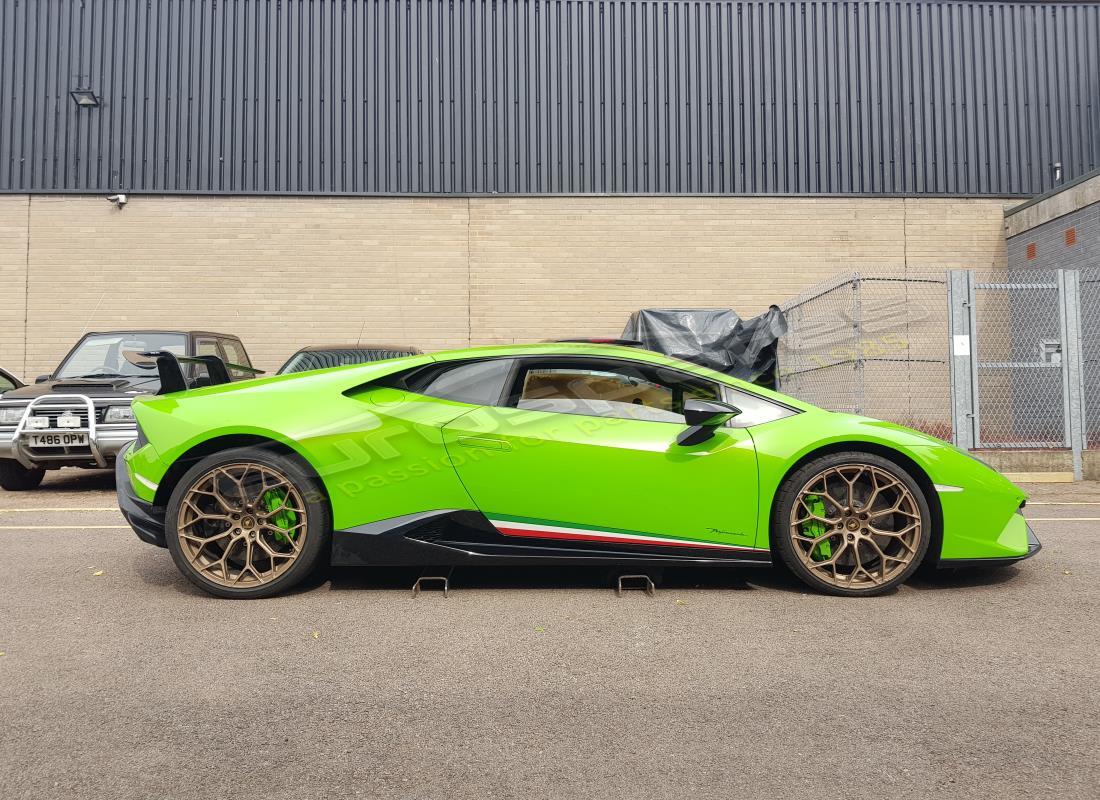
[26,432,89,447]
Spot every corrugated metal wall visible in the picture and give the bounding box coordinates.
[2,0,1098,197]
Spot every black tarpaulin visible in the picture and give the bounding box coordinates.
[622,307,788,387]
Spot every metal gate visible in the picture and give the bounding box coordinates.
[948,269,1088,478]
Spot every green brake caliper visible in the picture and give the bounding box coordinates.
[803,494,832,562]
[262,489,299,545]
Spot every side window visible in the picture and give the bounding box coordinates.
[400,359,515,406]
[723,387,799,428]
[512,359,719,423]
[0,374,14,393]
[188,339,223,385]
[219,339,252,378]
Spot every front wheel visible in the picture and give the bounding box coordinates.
[0,459,46,491]
[164,447,331,599]
[772,452,931,597]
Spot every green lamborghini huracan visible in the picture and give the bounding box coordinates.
[117,343,1039,599]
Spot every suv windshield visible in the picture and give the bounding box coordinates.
[54,333,187,379]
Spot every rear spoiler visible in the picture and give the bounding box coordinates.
[125,350,264,394]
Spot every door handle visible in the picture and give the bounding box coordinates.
[455,436,512,451]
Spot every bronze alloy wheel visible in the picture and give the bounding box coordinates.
[788,463,923,591]
[176,462,309,588]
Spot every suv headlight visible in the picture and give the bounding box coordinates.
[104,405,136,423]
[0,406,26,425]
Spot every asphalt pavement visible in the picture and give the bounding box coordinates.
[1,471,1097,799]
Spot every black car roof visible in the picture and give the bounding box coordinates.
[294,344,422,353]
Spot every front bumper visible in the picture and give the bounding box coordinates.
[939,520,1042,568]
[1,426,136,468]
[0,395,137,469]
[116,445,167,547]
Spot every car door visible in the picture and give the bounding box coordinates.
[322,358,520,528]
[440,356,761,553]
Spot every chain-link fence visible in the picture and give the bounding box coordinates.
[969,270,1067,448]
[779,266,1099,478]
[778,271,952,440]
[949,268,1095,478]
[1082,269,1100,450]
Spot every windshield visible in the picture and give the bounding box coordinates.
[54,333,187,380]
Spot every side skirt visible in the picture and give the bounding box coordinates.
[332,510,772,568]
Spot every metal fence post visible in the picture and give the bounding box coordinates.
[853,274,864,415]
[947,270,977,449]
[1059,270,1087,480]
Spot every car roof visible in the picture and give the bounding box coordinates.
[174,341,808,412]
[294,344,422,353]
[431,342,656,360]
[83,330,242,339]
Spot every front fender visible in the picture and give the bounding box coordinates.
[750,412,1028,560]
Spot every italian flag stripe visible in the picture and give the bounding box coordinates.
[489,518,763,552]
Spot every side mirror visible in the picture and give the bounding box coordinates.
[677,399,741,446]
[35,374,51,384]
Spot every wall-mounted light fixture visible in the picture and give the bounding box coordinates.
[69,90,100,108]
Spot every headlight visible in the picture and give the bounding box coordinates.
[104,405,136,423]
[0,406,26,425]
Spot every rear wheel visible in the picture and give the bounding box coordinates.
[0,459,45,491]
[772,452,931,597]
[164,447,331,599]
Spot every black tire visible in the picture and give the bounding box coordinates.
[0,459,46,491]
[771,451,932,597]
[164,446,331,599]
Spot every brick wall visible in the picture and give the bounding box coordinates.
[18,196,471,378]
[0,195,1009,380]
[470,197,1008,344]
[1006,201,1100,273]
[0,196,29,375]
